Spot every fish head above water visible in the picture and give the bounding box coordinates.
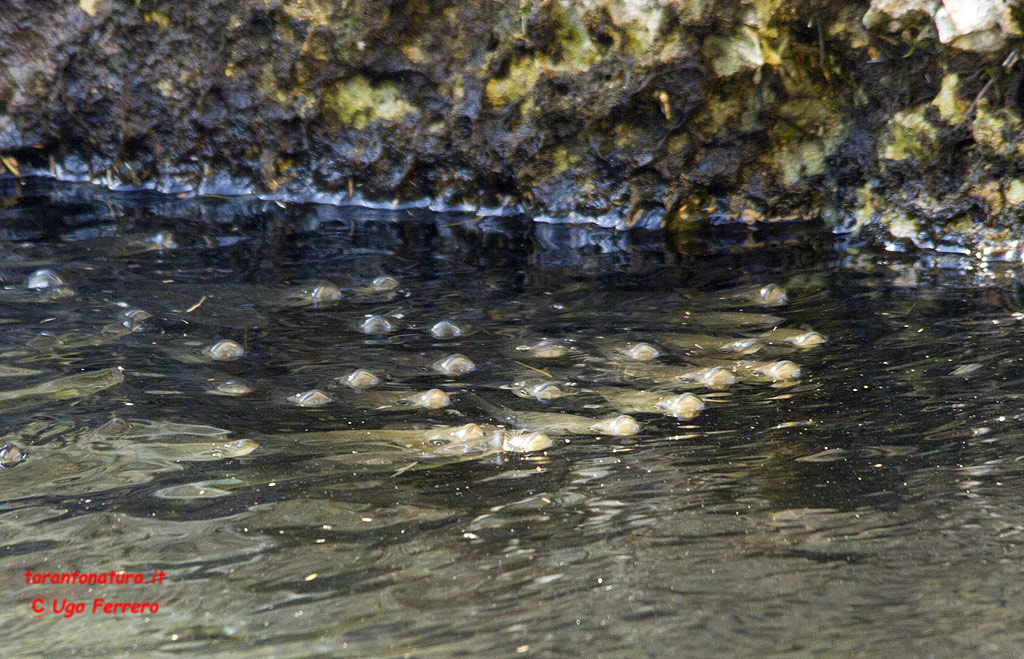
[516,339,569,359]
[27,269,65,290]
[430,320,464,339]
[359,315,395,335]
[625,342,661,361]
[655,393,704,418]
[371,275,400,291]
[407,388,451,409]
[720,338,762,355]
[500,431,554,453]
[759,284,788,305]
[289,389,333,407]
[591,415,640,436]
[204,339,245,361]
[344,369,382,389]
[432,354,476,375]
[701,366,736,390]
[758,360,801,380]
[791,331,826,348]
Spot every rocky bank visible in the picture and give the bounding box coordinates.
[3,0,1024,256]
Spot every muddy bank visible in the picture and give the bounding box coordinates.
[2,0,1023,252]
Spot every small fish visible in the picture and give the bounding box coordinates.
[514,339,570,359]
[472,395,639,436]
[282,282,342,307]
[209,381,254,396]
[621,363,736,390]
[0,366,125,404]
[596,340,662,362]
[673,311,784,330]
[504,378,566,401]
[758,328,827,348]
[594,387,704,419]
[493,430,554,453]
[371,275,400,291]
[651,332,762,356]
[697,359,802,382]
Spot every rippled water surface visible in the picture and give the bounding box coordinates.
[5,178,1024,655]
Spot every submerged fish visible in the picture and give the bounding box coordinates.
[672,311,785,330]
[758,328,827,348]
[472,395,639,436]
[503,378,567,401]
[651,332,762,356]
[696,358,802,382]
[281,282,343,307]
[595,340,663,362]
[208,381,254,396]
[0,367,124,405]
[594,387,704,419]
[90,417,231,440]
[513,338,571,359]
[621,363,736,390]
[353,388,452,411]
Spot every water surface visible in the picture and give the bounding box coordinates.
[1,178,1024,656]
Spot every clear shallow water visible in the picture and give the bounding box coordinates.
[2,178,1024,655]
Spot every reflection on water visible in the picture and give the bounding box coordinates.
[3,178,1024,654]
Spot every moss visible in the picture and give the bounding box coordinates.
[879,105,938,161]
[329,76,417,130]
[971,105,1023,158]
[704,26,764,77]
[549,145,579,177]
[931,73,965,124]
[485,56,546,107]
[1006,180,1024,207]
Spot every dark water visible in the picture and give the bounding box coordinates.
[2,178,1024,656]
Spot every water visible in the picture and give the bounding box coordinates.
[2,178,1024,655]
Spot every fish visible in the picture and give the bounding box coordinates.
[593,387,704,419]
[512,338,572,359]
[670,311,785,330]
[429,320,465,340]
[358,314,396,335]
[208,381,254,396]
[204,339,245,361]
[337,368,383,389]
[280,282,343,307]
[594,340,663,362]
[503,378,568,401]
[757,328,827,348]
[351,388,452,411]
[431,354,476,376]
[619,363,736,390]
[288,390,333,407]
[0,366,124,406]
[695,358,802,382]
[470,394,639,436]
[650,332,763,356]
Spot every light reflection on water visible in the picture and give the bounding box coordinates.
[2,178,1024,654]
